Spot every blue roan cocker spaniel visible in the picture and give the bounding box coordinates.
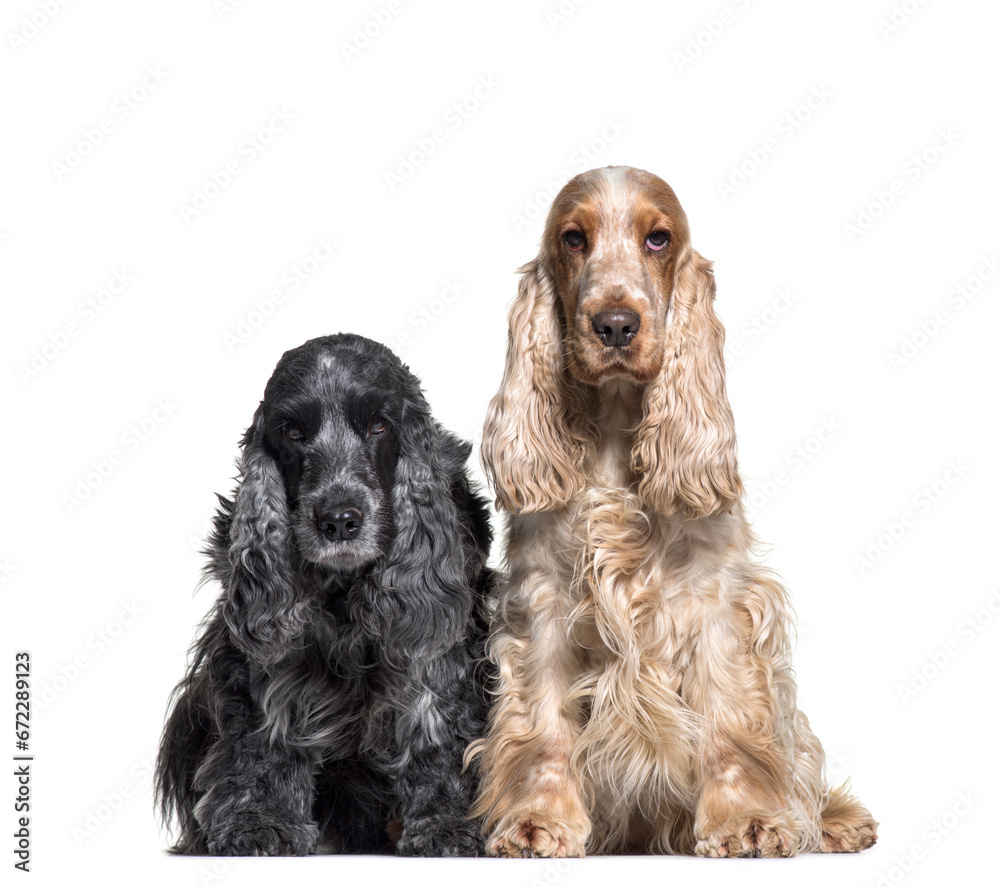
[156,334,493,856]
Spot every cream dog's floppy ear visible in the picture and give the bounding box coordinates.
[481,260,590,513]
[632,249,742,518]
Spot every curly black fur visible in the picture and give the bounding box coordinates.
[156,334,494,856]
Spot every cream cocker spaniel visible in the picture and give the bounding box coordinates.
[469,166,877,858]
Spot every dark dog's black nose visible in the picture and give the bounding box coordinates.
[591,310,640,347]
[316,508,364,541]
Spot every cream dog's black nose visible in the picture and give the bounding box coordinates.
[591,310,640,347]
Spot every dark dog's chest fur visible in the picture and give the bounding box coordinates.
[258,586,401,761]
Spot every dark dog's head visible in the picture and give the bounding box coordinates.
[217,334,490,666]
[257,336,405,572]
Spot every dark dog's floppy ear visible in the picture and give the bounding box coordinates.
[362,389,473,664]
[220,404,306,666]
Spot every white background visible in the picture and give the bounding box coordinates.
[2,1,998,885]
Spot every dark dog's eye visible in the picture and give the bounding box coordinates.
[368,416,388,436]
[284,421,305,442]
[563,230,585,252]
[646,231,670,251]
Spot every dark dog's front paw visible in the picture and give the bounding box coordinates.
[205,813,318,856]
[396,815,484,857]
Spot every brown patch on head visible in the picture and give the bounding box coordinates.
[540,167,691,387]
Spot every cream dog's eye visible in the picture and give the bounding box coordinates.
[646,231,670,251]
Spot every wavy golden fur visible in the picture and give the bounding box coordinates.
[469,166,877,857]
